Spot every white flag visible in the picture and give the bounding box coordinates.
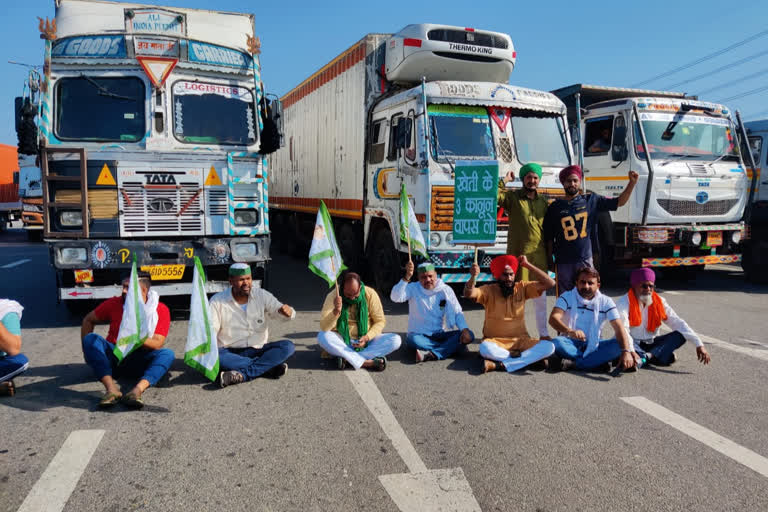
[113,258,149,362]
[184,257,219,381]
[308,200,346,287]
[400,183,428,258]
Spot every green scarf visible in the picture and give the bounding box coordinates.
[336,282,369,351]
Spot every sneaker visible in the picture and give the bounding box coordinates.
[219,370,245,388]
[264,363,288,379]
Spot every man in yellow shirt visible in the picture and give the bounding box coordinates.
[317,272,401,371]
[464,255,556,373]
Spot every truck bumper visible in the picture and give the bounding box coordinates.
[59,280,231,301]
[629,223,744,268]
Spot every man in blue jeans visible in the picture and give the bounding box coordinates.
[548,266,639,372]
[209,263,296,387]
[390,261,474,362]
[81,273,174,408]
[0,299,29,397]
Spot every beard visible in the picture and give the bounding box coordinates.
[499,281,516,298]
[523,184,537,194]
[565,185,579,196]
[638,293,653,306]
[577,287,595,300]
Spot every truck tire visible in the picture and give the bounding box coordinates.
[368,227,400,297]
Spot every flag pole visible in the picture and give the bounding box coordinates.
[473,245,478,265]
[330,255,340,298]
[406,225,412,263]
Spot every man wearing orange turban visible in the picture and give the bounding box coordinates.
[464,255,556,373]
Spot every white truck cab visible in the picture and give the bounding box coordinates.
[742,119,768,282]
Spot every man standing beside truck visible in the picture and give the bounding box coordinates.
[544,165,638,293]
[498,162,551,339]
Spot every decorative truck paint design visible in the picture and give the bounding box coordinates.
[20,0,279,301]
[269,24,574,292]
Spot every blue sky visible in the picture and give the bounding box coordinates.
[1,0,767,146]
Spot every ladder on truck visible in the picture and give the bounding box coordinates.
[226,151,266,236]
[41,146,89,238]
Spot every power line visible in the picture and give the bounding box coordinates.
[717,85,768,103]
[631,28,768,87]
[663,49,768,90]
[695,67,768,96]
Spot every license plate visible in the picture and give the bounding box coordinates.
[140,264,185,281]
[707,231,723,247]
[74,269,94,283]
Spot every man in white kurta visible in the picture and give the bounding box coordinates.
[614,268,710,366]
[390,261,473,362]
[209,263,296,387]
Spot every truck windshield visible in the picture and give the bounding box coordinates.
[510,115,571,166]
[173,81,256,145]
[635,113,739,162]
[428,105,495,160]
[55,76,145,142]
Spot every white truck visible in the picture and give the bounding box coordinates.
[742,119,768,283]
[270,23,575,292]
[551,84,748,276]
[20,0,280,302]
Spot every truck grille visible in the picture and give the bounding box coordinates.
[206,188,227,215]
[122,181,203,234]
[657,198,737,216]
[687,162,715,175]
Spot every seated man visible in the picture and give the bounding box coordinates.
[81,272,174,408]
[549,266,638,372]
[391,261,474,362]
[318,272,401,371]
[0,299,28,397]
[615,268,711,366]
[588,128,611,153]
[464,255,556,373]
[209,263,296,388]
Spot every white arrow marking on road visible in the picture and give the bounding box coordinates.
[345,371,481,511]
[621,397,768,479]
[1,259,31,269]
[17,429,105,512]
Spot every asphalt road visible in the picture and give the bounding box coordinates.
[1,223,767,511]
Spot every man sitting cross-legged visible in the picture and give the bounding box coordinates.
[209,263,296,388]
[318,272,401,371]
[464,255,556,373]
[549,266,638,372]
[391,261,474,362]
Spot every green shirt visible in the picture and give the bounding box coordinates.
[498,183,548,280]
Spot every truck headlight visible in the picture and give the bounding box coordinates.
[445,232,454,244]
[691,232,702,246]
[234,209,258,226]
[430,232,442,247]
[731,231,742,244]
[59,210,83,227]
[59,247,87,265]
[233,243,257,258]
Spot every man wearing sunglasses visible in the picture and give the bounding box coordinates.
[615,268,711,366]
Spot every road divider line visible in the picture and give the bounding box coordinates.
[621,397,768,479]
[1,259,31,269]
[17,429,105,512]
[346,371,427,473]
[661,290,682,295]
[700,333,768,362]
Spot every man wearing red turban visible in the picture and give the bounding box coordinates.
[543,165,638,294]
[464,255,556,373]
[614,268,710,367]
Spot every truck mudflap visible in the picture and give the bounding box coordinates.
[641,254,741,268]
[60,281,231,301]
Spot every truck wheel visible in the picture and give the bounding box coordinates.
[369,228,400,296]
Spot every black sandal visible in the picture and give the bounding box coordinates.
[370,357,387,372]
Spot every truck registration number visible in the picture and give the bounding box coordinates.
[140,264,185,281]
[706,231,723,247]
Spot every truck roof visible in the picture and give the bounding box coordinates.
[746,119,768,134]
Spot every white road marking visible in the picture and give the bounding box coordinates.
[345,370,427,473]
[17,429,105,512]
[700,333,768,362]
[661,290,683,295]
[741,338,768,349]
[1,259,31,269]
[621,397,768,479]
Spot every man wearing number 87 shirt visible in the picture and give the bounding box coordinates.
[543,165,638,294]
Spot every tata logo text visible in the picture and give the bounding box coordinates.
[144,173,177,184]
[148,198,175,213]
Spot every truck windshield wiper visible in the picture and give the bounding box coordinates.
[80,74,134,101]
[660,153,698,166]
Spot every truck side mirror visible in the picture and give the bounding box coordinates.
[612,125,628,162]
[396,117,412,149]
[269,98,285,149]
[14,97,23,133]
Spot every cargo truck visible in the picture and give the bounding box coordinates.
[18,0,280,302]
[270,23,575,293]
[551,84,748,276]
[741,119,768,283]
[0,144,21,232]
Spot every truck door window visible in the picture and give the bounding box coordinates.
[584,116,613,155]
[172,81,256,145]
[55,76,145,142]
[387,113,404,161]
[405,111,417,163]
[369,119,386,164]
[747,137,762,167]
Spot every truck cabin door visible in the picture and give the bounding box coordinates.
[583,115,616,195]
[748,135,766,202]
